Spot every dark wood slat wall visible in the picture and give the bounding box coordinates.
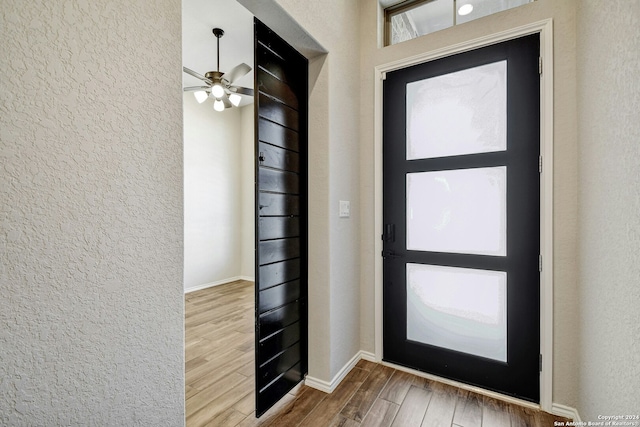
[258,142,300,172]
[254,18,309,418]
[259,168,299,194]
[258,193,300,216]
[258,119,299,151]
[259,238,301,264]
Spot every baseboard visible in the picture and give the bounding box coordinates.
[184,276,254,294]
[303,376,333,393]
[305,350,372,393]
[360,351,376,362]
[551,403,581,422]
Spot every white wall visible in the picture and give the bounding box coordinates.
[183,96,254,291]
[0,0,184,424]
[576,1,640,420]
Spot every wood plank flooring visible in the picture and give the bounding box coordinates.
[185,280,571,427]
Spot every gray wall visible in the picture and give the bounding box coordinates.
[0,0,184,424]
[576,1,640,419]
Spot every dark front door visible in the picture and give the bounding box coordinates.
[254,18,308,417]
[383,34,541,402]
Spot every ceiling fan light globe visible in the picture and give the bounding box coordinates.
[211,84,225,99]
[193,91,208,103]
[213,99,225,112]
[229,93,242,107]
[458,3,473,15]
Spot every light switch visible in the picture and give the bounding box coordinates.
[339,200,350,218]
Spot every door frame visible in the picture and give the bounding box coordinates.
[373,19,554,412]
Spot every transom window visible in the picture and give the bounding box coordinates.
[384,0,534,46]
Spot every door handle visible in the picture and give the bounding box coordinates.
[383,224,395,242]
[382,249,403,260]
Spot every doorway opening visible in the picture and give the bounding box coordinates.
[183,1,311,422]
[373,20,555,410]
[383,34,541,402]
[182,0,257,424]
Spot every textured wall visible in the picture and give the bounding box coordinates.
[358,0,580,409]
[0,0,184,424]
[576,1,640,419]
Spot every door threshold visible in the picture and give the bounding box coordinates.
[380,360,540,411]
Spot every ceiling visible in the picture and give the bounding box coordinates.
[182,0,255,105]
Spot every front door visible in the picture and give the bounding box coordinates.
[254,18,308,417]
[383,34,541,402]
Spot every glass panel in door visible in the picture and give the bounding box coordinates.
[406,60,507,160]
[406,167,507,256]
[406,263,507,362]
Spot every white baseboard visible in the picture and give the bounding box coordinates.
[551,403,581,422]
[184,276,255,294]
[360,351,376,362]
[305,350,372,394]
[303,375,333,393]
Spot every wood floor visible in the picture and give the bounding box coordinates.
[185,280,570,427]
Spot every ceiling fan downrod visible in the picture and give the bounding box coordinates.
[212,28,224,72]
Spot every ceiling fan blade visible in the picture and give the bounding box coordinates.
[223,63,251,85]
[183,66,213,84]
[183,86,210,92]
[229,86,254,97]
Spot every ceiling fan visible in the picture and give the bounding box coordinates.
[183,28,254,111]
